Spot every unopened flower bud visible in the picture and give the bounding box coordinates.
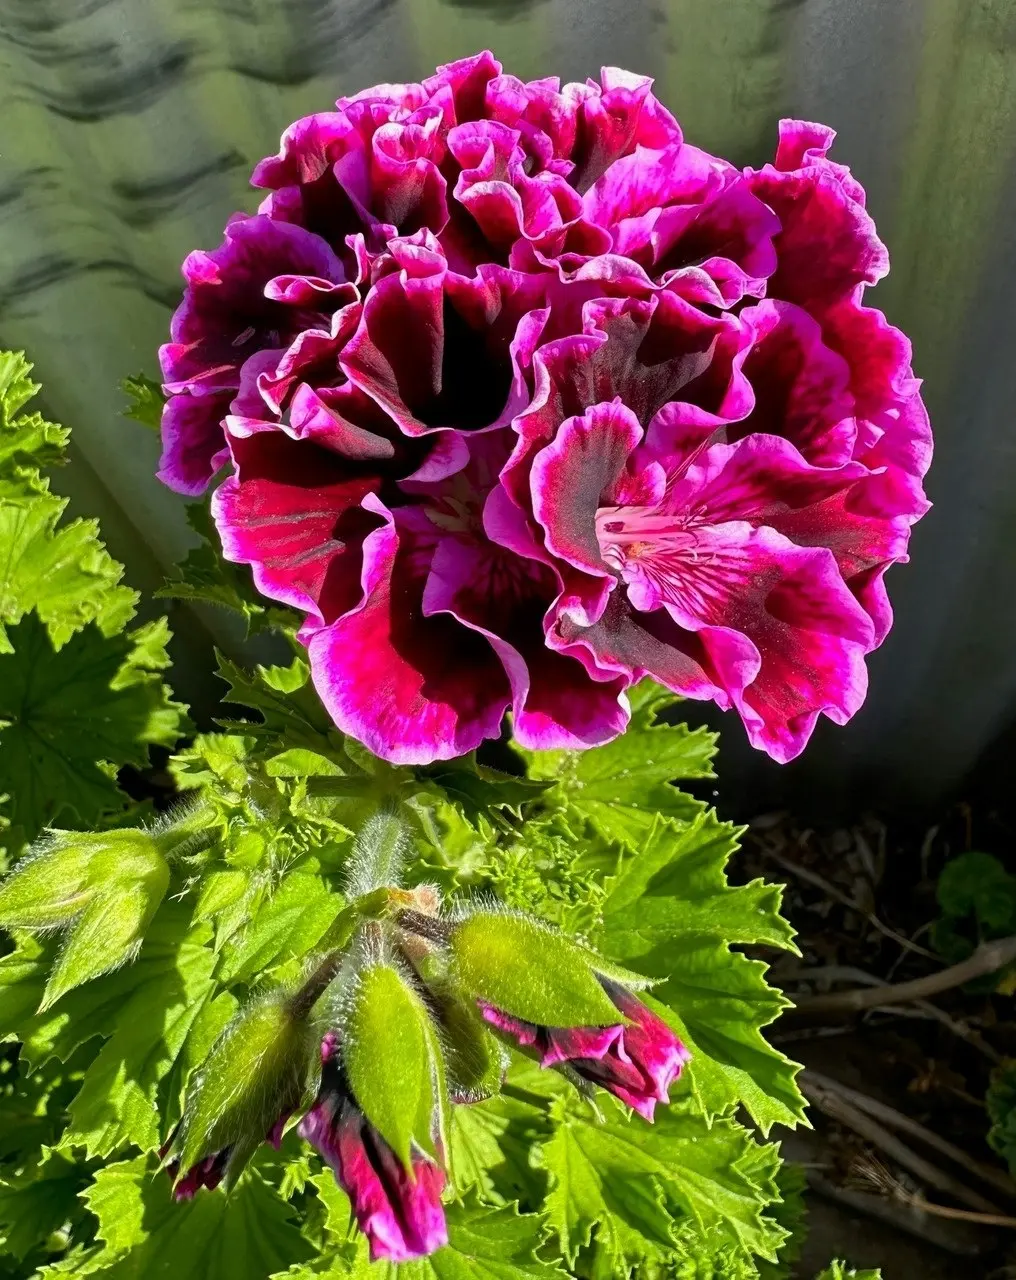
[0,829,172,1009]
[450,910,689,1120]
[0,828,165,932]
[164,993,315,1197]
[339,957,447,1168]
[299,1033,448,1263]
[449,910,622,1029]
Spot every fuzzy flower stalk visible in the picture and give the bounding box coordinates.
[158,51,930,766]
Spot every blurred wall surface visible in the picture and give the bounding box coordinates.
[1,0,1014,808]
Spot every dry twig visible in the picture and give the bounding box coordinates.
[757,842,936,959]
[788,935,1016,1019]
[803,1070,1016,1199]
[800,1073,1003,1214]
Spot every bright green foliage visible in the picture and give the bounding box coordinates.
[119,375,164,432]
[593,814,804,1133]
[815,1264,881,1279]
[0,352,187,852]
[0,352,68,494]
[80,1154,313,1279]
[523,682,717,847]
[215,651,345,757]
[0,376,812,1280]
[0,1149,88,1263]
[0,615,185,843]
[986,1060,1016,1175]
[756,1162,807,1279]
[158,504,297,639]
[541,1098,787,1275]
[0,353,135,649]
[347,1199,565,1278]
[278,1197,563,1279]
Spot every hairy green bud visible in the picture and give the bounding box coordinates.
[0,828,165,932]
[449,910,621,1029]
[341,959,447,1167]
[168,993,316,1194]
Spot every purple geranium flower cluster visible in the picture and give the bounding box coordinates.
[159,51,930,764]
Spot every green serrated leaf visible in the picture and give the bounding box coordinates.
[158,503,297,639]
[418,757,553,828]
[448,1062,555,1208]
[451,912,621,1029]
[757,1161,808,1280]
[0,500,137,654]
[595,815,805,1134]
[0,1148,86,1260]
[0,613,188,841]
[0,906,215,1146]
[215,651,342,755]
[541,1101,786,1273]
[524,682,716,847]
[0,352,68,497]
[120,375,164,432]
[81,1156,313,1279]
[59,915,217,1158]
[219,871,343,984]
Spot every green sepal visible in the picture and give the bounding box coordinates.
[0,827,166,932]
[171,993,315,1189]
[343,960,445,1168]
[575,945,657,992]
[42,872,168,1011]
[450,911,621,1028]
[436,990,508,1103]
[0,837,95,930]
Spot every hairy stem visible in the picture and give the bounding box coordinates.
[397,909,452,943]
[287,949,346,1019]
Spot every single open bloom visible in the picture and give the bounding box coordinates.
[160,53,930,765]
[299,1035,447,1263]
[480,976,689,1120]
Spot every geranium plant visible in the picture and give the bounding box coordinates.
[0,51,928,1279]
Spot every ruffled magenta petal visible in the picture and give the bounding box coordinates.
[306,510,512,764]
[299,1050,447,1264]
[158,391,232,496]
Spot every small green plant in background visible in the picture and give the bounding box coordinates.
[932,851,1016,992]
